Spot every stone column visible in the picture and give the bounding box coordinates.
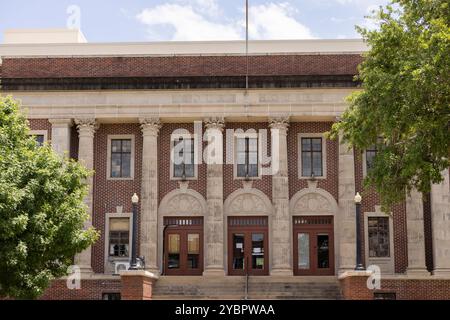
[406,189,429,275]
[49,118,72,157]
[203,117,226,276]
[139,118,162,274]
[269,116,292,275]
[338,134,357,273]
[431,169,450,276]
[74,118,98,274]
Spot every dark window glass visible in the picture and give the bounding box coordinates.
[102,293,121,300]
[109,218,130,257]
[301,138,323,177]
[374,292,396,300]
[31,134,45,146]
[110,139,132,178]
[237,137,258,178]
[368,217,390,257]
[366,145,377,171]
[173,138,195,178]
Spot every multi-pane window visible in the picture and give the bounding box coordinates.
[236,137,258,178]
[102,293,121,300]
[111,139,132,178]
[109,218,130,257]
[366,145,378,171]
[173,137,195,179]
[34,134,45,147]
[301,138,323,177]
[368,217,390,257]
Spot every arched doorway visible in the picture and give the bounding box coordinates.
[290,186,338,275]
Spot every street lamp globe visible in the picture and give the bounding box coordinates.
[354,192,362,204]
[131,193,139,204]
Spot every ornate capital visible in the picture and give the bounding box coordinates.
[74,118,98,137]
[204,117,225,132]
[139,117,162,136]
[269,116,289,131]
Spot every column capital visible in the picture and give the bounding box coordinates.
[204,117,225,132]
[49,118,73,127]
[269,115,290,131]
[74,118,98,137]
[140,117,162,136]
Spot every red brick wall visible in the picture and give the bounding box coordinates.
[91,124,143,273]
[287,122,338,201]
[158,123,207,202]
[354,150,408,273]
[40,279,121,300]
[340,275,450,300]
[223,122,272,201]
[28,119,52,140]
[2,55,363,78]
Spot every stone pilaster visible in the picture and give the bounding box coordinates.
[269,116,292,275]
[203,117,226,276]
[139,117,162,274]
[431,169,450,276]
[74,118,98,274]
[49,118,72,157]
[338,134,357,273]
[406,189,429,275]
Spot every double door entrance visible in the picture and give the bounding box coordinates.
[163,217,203,275]
[293,216,334,275]
[228,216,269,276]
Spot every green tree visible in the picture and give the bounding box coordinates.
[330,0,450,209]
[0,96,98,299]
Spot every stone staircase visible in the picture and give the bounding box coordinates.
[152,276,342,300]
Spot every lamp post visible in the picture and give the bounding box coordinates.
[129,193,139,270]
[354,192,365,271]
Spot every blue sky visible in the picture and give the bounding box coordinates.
[0,0,390,43]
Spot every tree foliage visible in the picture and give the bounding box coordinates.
[330,0,450,209]
[0,96,98,299]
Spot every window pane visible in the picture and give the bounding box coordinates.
[312,152,323,176]
[248,164,258,177]
[302,152,311,176]
[168,234,180,254]
[110,218,129,231]
[312,138,322,151]
[237,152,246,165]
[121,153,131,177]
[111,153,122,177]
[236,138,245,152]
[252,233,264,270]
[248,138,258,152]
[248,152,258,165]
[173,164,184,177]
[237,164,246,177]
[121,140,132,152]
[111,140,121,152]
[188,234,200,254]
[34,135,45,146]
[317,234,329,269]
[366,150,377,171]
[302,138,311,151]
[298,233,310,269]
[232,234,245,270]
[368,217,390,257]
[184,164,195,177]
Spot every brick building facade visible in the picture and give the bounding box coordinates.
[1,30,449,300]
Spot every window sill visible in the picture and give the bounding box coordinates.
[298,176,327,180]
[107,177,134,181]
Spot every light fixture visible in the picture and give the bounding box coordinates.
[354,192,362,204]
[131,193,139,204]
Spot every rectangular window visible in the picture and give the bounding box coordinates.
[366,145,377,171]
[368,217,390,257]
[109,218,130,257]
[301,137,323,177]
[236,137,258,178]
[110,139,132,178]
[34,134,45,147]
[173,137,195,179]
[102,293,121,300]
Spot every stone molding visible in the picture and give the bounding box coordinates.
[139,117,162,136]
[268,115,290,132]
[159,188,207,216]
[290,186,338,215]
[224,188,273,216]
[74,118,98,137]
[204,117,225,131]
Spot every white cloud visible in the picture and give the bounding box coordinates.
[136,1,314,41]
